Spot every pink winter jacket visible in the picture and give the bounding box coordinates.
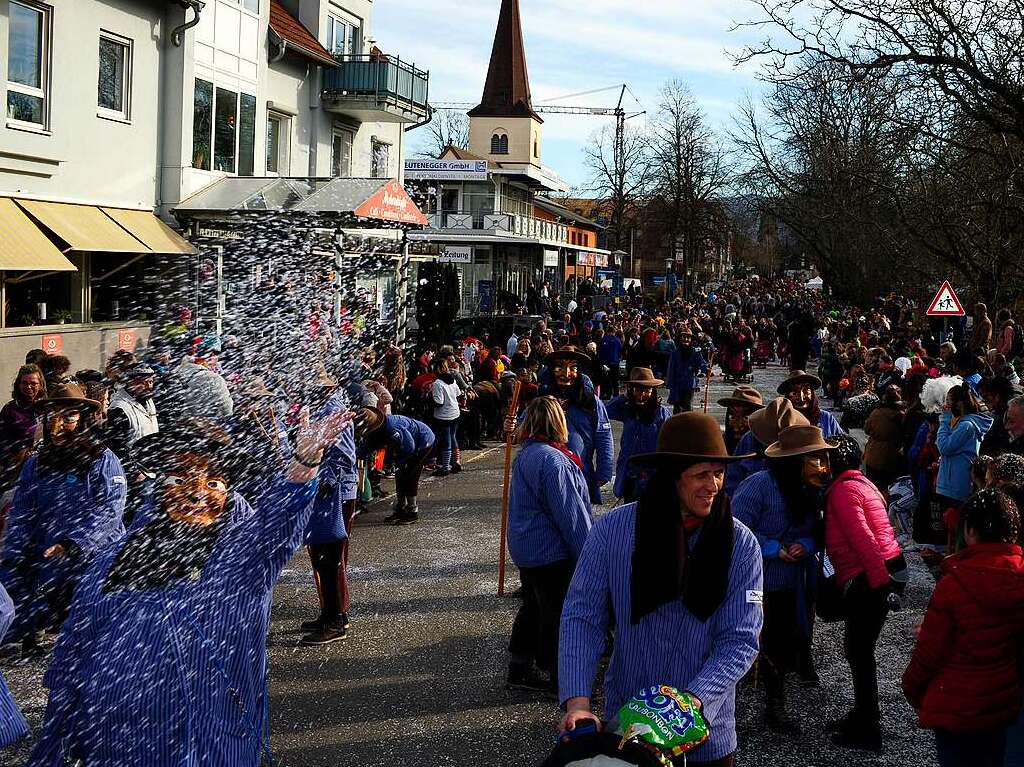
[825,470,902,588]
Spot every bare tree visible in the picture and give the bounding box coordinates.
[647,80,733,296]
[582,121,652,251]
[413,109,470,159]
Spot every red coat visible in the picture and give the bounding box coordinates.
[902,543,1024,733]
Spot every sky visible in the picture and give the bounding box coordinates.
[373,0,769,190]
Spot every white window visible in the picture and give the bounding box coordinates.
[371,139,390,178]
[191,79,256,175]
[326,11,360,56]
[97,33,131,121]
[332,127,353,177]
[266,111,290,175]
[6,0,51,128]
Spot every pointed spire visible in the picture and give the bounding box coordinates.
[468,0,543,122]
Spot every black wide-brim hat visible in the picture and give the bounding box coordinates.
[778,370,822,395]
[548,346,592,367]
[630,411,754,467]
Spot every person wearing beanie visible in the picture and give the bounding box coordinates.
[904,489,1024,767]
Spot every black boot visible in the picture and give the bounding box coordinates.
[831,722,882,752]
[765,699,801,735]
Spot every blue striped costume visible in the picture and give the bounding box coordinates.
[27,479,317,767]
[0,582,29,748]
[559,503,764,762]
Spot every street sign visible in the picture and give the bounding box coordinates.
[927,281,965,316]
[41,334,62,354]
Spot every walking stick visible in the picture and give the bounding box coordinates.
[702,370,713,413]
[498,380,523,596]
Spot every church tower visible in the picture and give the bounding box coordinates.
[467,0,544,167]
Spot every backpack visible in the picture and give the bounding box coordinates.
[1010,322,1024,360]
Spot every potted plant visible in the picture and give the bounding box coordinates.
[53,309,73,325]
[17,314,35,327]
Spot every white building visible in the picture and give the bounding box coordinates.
[0,0,430,382]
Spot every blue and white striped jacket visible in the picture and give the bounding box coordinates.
[0,582,29,748]
[508,440,593,569]
[28,479,318,767]
[559,503,763,762]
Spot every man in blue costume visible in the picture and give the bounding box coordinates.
[538,347,613,504]
[27,409,350,767]
[604,367,671,503]
[0,382,127,651]
[0,582,29,749]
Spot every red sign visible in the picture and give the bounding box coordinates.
[117,329,137,352]
[927,280,966,316]
[353,180,429,226]
[41,334,63,354]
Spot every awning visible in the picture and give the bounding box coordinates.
[0,198,77,272]
[101,207,196,254]
[175,177,429,226]
[16,199,148,253]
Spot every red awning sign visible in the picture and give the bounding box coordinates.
[927,280,965,317]
[354,180,429,226]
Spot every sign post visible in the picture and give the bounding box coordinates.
[926,280,966,343]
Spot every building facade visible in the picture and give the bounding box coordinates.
[403,0,609,316]
[0,0,429,383]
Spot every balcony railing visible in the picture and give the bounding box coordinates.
[322,54,429,113]
[427,211,569,243]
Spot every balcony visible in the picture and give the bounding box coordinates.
[322,54,430,124]
[427,211,568,244]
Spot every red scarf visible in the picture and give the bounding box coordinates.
[524,436,584,471]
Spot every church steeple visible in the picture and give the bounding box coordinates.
[468,0,543,123]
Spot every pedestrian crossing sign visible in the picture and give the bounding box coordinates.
[927,281,965,316]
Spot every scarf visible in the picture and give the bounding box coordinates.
[631,473,735,624]
[524,437,584,471]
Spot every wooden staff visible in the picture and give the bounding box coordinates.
[702,369,713,413]
[498,379,523,596]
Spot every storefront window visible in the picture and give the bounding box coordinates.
[4,253,85,327]
[90,254,160,322]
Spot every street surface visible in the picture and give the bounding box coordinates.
[4,362,937,766]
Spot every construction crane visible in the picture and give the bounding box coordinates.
[433,84,644,176]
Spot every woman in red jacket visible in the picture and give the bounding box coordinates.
[824,435,906,752]
[903,488,1024,767]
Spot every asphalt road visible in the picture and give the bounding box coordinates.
[3,361,938,767]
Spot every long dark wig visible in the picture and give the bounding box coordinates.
[767,454,821,527]
[631,461,735,624]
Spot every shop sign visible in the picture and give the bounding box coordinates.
[117,329,137,352]
[195,226,242,240]
[439,246,473,264]
[404,159,489,181]
[543,249,559,267]
[354,180,429,226]
[41,334,63,354]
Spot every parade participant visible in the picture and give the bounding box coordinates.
[936,384,993,510]
[903,489,1024,767]
[357,408,435,525]
[26,409,349,767]
[538,346,613,504]
[778,370,844,437]
[0,364,45,490]
[863,387,906,495]
[717,386,764,454]
[0,383,127,649]
[506,397,593,694]
[558,413,763,767]
[733,425,836,732]
[0,581,29,748]
[106,363,159,450]
[724,398,808,498]
[227,377,288,501]
[177,346,234,419]
[665,330,708,413]
[431,353,463,477]
[824,435,906,752]
[300,378,359,645]
[605,368,671,503]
